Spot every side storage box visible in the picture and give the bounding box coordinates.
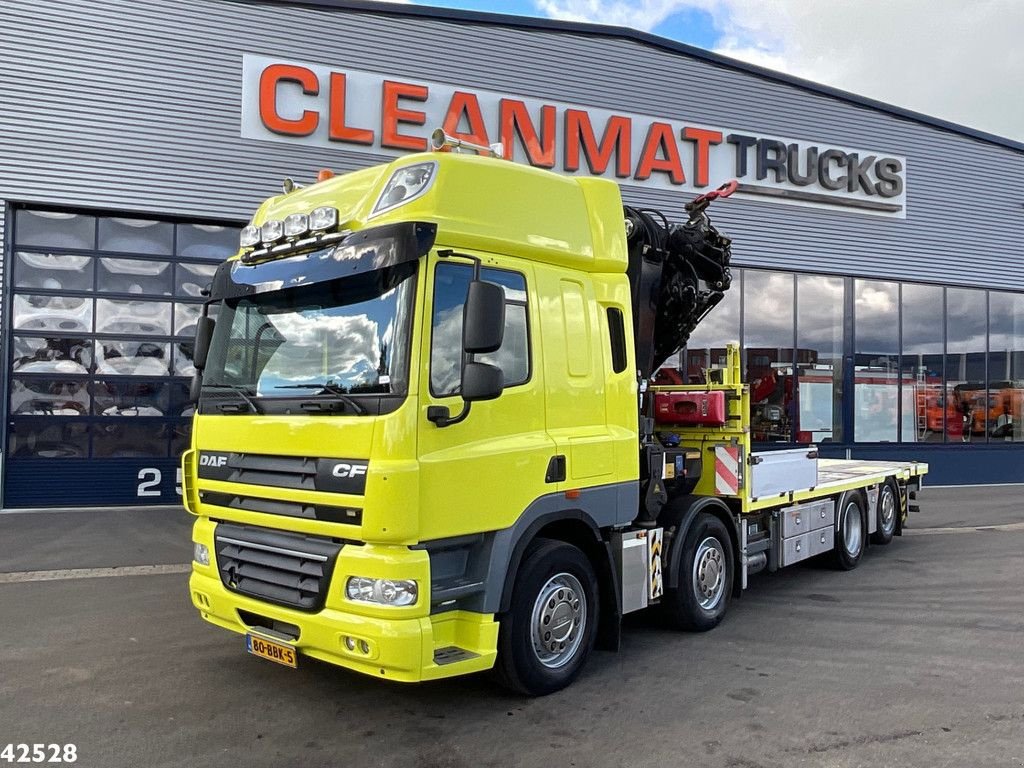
[750,447,818,498]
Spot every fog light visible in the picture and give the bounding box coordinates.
[260,219,284,243]
[309,206,338,231]
[193,542,209,566]
[359,640,370,654]
[283,213,309,237]
[345,576,418,606]
[344,636,356,651]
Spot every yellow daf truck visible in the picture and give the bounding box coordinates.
[183,131,927,695]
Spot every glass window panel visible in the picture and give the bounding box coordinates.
[8,419,89,458]
[854,280,900,442]
[176,223,240,259]
[174,303,202,337]
[98,217,173,254]
[173,341,196,377]
[744,270,794,442]
[945,288,986,442]
[169,381,193,417]
[15,210,95,249]
[902,284,944,443]
[175,262,218,297]
[93,379,170,416]
[10,377,90,416]
[13,294,93,333]
[12,336,92,374]
[98,258,173,295]
[92,421,170,458]
[14,251,94,292]
[96,339,171,376]
[95,299,172,335]
[679,270,741,384]
[171,419,192,456]
[988,292,1024,442]
[796,275,844,443]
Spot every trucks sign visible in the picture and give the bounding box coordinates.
[240,54,907,218]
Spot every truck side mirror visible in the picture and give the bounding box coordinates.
[462,361,504,402]
[193,315,216,371]
[463,281,505,354]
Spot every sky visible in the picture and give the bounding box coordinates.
[378,0,1023,143]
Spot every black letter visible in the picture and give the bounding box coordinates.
[787,144,818,186]
[846,153,877,194]
[726,133,757,177]
[818,149,848,191]
[875,157,904,197]
[756,139,787,182]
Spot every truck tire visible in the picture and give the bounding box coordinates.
[870,480,898,545]
[832,492,865,570]
[494,538,599,696]
[662,512,733,632]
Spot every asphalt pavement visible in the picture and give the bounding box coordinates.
[1,486,1022,768]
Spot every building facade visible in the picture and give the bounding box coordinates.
[1,0,1022,507]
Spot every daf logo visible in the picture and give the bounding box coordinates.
[332,463,367,479]
[199,454,228,468]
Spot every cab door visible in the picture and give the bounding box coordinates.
[416,252,553,540]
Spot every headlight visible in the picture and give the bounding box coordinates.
[283,213,309,237]
[239,225,260,248]
[193,542,210,566]
[345,576,418,606]
[309,206,338,231]
[260,219,284,243]
[371,161,438,216]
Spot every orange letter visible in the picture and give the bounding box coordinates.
[565,110,631,177]
[442,91,491,146]
[381,80,429,151]
[328,72,374,145]
[500,99,556,168]
[682,127,723,187]
[259,64,319,136]
[635,122,685,184]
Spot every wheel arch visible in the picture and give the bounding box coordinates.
[660,495,741,597]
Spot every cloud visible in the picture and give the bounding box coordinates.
[534,0,1024,141]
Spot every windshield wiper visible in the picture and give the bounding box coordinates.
[201,383,263,414]
[274,383,368,415]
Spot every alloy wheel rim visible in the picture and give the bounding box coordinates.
[692,536,727,610]
[530,572,586,669]
[880,487,896,533]
[843,502,863,554]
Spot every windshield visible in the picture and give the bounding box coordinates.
[201,263,416,409]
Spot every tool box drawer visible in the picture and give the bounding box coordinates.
[780,499,835,538]
[781,527,834,567]
[655,391,727,426]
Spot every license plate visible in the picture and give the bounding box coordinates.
[246,633,297,668]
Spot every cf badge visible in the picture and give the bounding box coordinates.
[317,458,369,494]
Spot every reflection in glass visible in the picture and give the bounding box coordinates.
[854,280,900,441]
[430,264,530,396]
[175,262,218,297]
[93,380,170,416]
[989,292,1024,442]
[8,419,89,458]
[92,422,170,458]
[10,378,90,416]
[13,294,93,333]
[796,275,843,443]
[174,342,196,377]
[945,288,986,442]
[176,223,240,259]
[174,303,202,337]
[171,419,192,456]
[902,284,944,442]
[678,270,741,385]
[744,270,794,442]
[95,299,172,335]
[14,252,94,292]
[15,210,95,249]
[98,258,172,295]
[98,218,173,254]
[12,336,92,374]
[96,339,170,376]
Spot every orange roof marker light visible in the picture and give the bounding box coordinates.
[317,168,335,182]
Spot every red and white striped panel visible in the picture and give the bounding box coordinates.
[714,445,741,496]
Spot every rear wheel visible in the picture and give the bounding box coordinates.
[494,539,598,696]
[871,480,898,545]
[832,493,865,570]
[662,512,733,631]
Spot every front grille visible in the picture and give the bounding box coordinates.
[214,522,343,611]
[199,490,362,525]
[200,453,319,491]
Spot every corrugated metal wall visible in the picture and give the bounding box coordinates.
[0,0,1022,289]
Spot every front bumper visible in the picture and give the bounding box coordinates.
[189,521,498,683]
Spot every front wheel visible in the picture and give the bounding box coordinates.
[494,539,599,696]
[662,512,734,632]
